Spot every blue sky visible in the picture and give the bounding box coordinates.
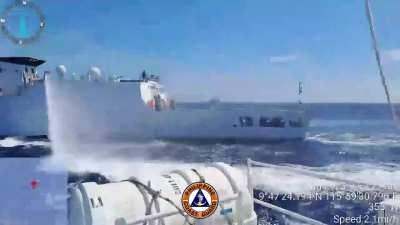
[1,0,400,102]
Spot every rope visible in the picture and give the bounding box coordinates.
[124,178,194,225]
[191,169,205,183]
[132,181,152,225]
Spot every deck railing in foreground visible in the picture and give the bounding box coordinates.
[247,158,328,225]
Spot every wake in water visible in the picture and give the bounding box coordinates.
[252,162,400,194]
[307,132,400,148]
[0,136,51,157]
[42,76,400,224]
[0,137,50,148]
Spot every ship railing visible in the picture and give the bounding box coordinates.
[118,193,241,225]
[118,159,348,225]
[119,210,180,225]
[246,159,400,225]
[246,158,328,225]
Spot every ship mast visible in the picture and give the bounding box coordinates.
[298,81,303,104]
[364,0,397,122]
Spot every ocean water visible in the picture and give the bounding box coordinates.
[2,103,398,164]
[1,103,399,224]
[36,103,400,163]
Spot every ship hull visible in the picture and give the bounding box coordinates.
[0,82,48,137]
[45,79,307,142]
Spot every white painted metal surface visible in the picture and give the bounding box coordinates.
[46,78,307,141]
[68,163,257,225]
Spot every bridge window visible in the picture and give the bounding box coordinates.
[289,118,304,127]
[259,117,270,127]
[259,117,285,127]
[239,116,253,127]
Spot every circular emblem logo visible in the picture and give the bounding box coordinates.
[181,182,219,219]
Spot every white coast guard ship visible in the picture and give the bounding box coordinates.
[0,57,308,141]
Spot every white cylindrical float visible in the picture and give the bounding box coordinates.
[68,163,257,225]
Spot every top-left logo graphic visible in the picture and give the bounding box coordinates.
[0,0,45,45]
